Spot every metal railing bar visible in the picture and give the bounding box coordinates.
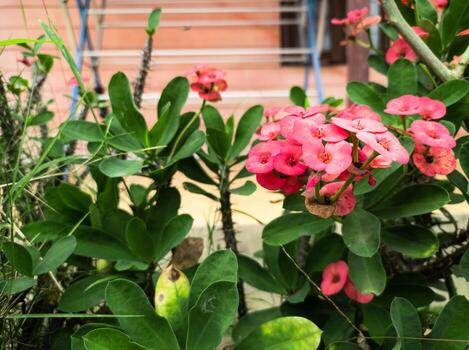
[87,56,308,65]
[102,18,301,28]
[88,6,307,15]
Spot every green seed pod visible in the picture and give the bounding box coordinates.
[96,259,112,272]
[154,265,190,332]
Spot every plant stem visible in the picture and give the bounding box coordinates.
[167,100,206,162]
[219,166,247,318]
[400,115,407,132]
[352,135,359,163]
[453,44,469,78]
[134,34,154,109]
[381,0,455,82]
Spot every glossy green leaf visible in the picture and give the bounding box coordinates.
[290,86,309,107]
[188,250,238,308]
[183,182,218,201]
[262,213,333,246]
[382,225,438,258]
[427,296,469,350]
[28,110,54,126]
[74,227,135,260]
[105,279,179,350]
[305,234,346,273]
[34,236,76,275]
[228,105,263,160]
[99,158,143,178]
[3,242,33,276]
[348,252,386,295]
[125,218,154,261]
[154,214,193,261]
[346,81,390,121]
[202,104,225,131]
[387,59,418,99]
[108,72,147,144]
[427,80,469,106]
[0,277,37,295]
[186,281,238,350]
[390,297,422,350]
[230,181,256,196]
[459,142,469,179]
[170,130,205,164]
[146,8,161,35]
[146,186,181,236]
[61,121,104,142]
[206,127,230,159]
[415,0,437,24]
[154,77,189,146]
[440,0,469,48]
[59,275,113,312]
[232,307,281,344]
[238,255,286,294]
[368,54,389,75]
[84,328,147,350]
[362,304,392,345]
[371,184,450,219]
[178,157,216,185]
[154,266,190,332]
[453,248,469,281]
[342,209,380,258]
[235,317,322,350]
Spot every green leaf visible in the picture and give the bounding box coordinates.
[3,242,33,276]
[230,181,256,196]
[99,158,143,178]
[74,227,135,260]
[342,209,380,258]
[232,307,281,345]
[382,225,438,258]
[228,105,263,160]
[362,304,392,346]
[238,255,286,294]
[125,218,154,261]
[178,157,216,185]
[346,81,390,122]
[154,77,190,146]
[459,142,469,179]
[34,236,76,275]
[262,213,333,246]
[105,279,179,350]
[146,187,181,236]
[387,59,418,99]
[348,252,386,295]
[427,80,469,106]
[186,281,238,350]
[183,182,218,201]
[440,0,469,48]
[188,250,237,308]
[108,72,148,145]
[453,249,469,280]
[146,8,161,35]
[202,104,225,131]
[0,277,36,295]
[290,86,309,107]
[28,110,54,126]
[59,275,113,312]
[427,296,469,350]
[154,266,190,332]
[420,19,443,55]
[235,317,322,350]
[57,183,93,212]
[206,127,230,159]
[415,0,437,24]
[170,130,205,164]
[368,54,389,75]
[371,184,450,219]
[61,121,104,142]
[390,297,422,350]
[447,170,469,202]
[154,214,193,261]
[84,328,147,350]
[379,23,399,41]
[305,234,346,273]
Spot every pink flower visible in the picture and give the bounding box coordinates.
[344,279,374,304]
[273,144,307,176]
[409,120,456,149]
[320,181,356,216]
[361,145,392,168]
[353,16,382,35]
[279,113,325,140]
[412,143,456,177]
[256,172,286,191]
[412,26,429,39]
[357,131,410,164]
[246,141,281,174]
[385,38,417,64]
[418,97,446,120]
[264,106,282,120]
[458,29,469,36]
[258,122,281,140]
[292,118,348,144]
[384,95,421,115]
[282,176,303,195]
[347,7,369,24]
[303,140,353,176]
[197,68,226,84]
[320,261,349,296]
[188,66,227,102]
[185,64,207,76]
[284,106,328,119]
[431,0,447,9]
[337,104,381,122]
[331,117,387,134]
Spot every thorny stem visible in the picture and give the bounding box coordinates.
[133,34,154,109]
[400,115,407,132]
[219,165,248,318]
[453,44,469,78]
[381,0,456,82]
[352,135,359,163]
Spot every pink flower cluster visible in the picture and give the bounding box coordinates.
[401,0,447,9]
[386,27,428,64]
[247,103,410,218]
[331,7,381,45]
[321,261,374,304]
[385,95,457,177]
[187,64,227,102]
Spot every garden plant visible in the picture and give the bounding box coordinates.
[1,0,469,349]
